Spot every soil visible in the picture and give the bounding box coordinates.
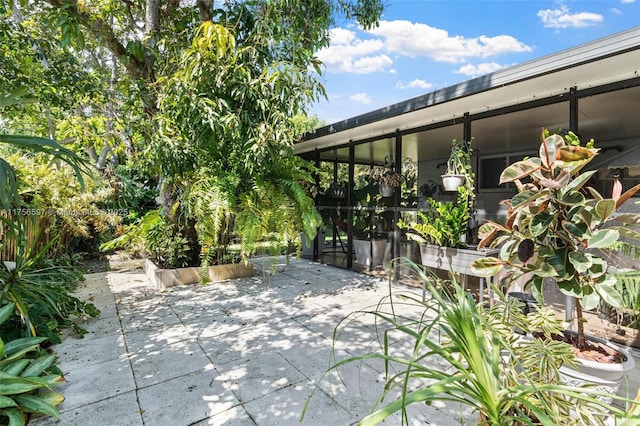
[562,332,626,363]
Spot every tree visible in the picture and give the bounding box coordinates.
[2,0,385,265]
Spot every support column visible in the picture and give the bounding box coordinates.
[347,141,355,269]
[393,130,402,281]
[569,86,578,133]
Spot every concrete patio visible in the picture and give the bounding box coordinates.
[30,257,639,426]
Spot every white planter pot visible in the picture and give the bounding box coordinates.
[301,232,326,257]
[419,244,496,276]
[354,238,387,267]
[441,174,465,191]
[558,332,635,402]
[379,185,395,197]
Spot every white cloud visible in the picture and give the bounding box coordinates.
[620,0,635,4]
[350,93,373,104]
[395,79,433,90]
[537,5,603,28]
[454,62,505,77]
[317,28,390,73]
[367,20,531,63]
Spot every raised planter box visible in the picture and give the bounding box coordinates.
[144,259,254,290]
[419,244,497,276]
[419,244,498,302]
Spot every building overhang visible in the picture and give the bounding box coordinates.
[295,27,640,155]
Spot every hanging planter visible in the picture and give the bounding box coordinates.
[441,140,471,192]
[441,174,465,191]
[379,184,395,197]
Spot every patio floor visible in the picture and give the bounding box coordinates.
[30,257,639,426]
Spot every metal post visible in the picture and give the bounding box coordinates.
[347,141,355,269]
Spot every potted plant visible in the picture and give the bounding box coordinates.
[441,139,472,191]
[472,129,640,396]
[352,208,387,268]
[306,260,637,425]
[398,147,491,279]
[372,165,402,197]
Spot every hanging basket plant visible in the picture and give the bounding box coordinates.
[373,165,402,197]
[441,139,471,191]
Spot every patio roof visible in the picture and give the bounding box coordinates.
[295,26,640,162]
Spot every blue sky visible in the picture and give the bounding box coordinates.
[309,0,640,124]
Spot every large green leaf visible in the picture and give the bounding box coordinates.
[0,395,17,408]
[0,303,15,327]
[533,262,557,278]
[13,394,60,417]
[499,159,540,184]
[596,276,622,309]
[530,212,553,237]
[587,229,619,249]
[562,221,589,239]
[2,408,25,426]
[511,190,546,209]
[581,289,600,311]
[568,252,592,273]
[565,169,597,193]
[470,257,505,277]
[595,199,615,222]
[0,378,47,396]
[20,354,56,378]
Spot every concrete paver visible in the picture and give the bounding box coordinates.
[30,257,640,425]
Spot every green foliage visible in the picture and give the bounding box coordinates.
[399,140,475,248]
[152,21,322,265]
[0,226,99,343]
[307,260,634,425]
[612,270,640,328]
[471,130,640,348]
[100,209,190,269]
[6,153,118,250]
[0,303,65,425]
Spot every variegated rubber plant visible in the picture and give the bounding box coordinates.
[471,129,640,349]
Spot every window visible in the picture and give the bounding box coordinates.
[479,152,535,191]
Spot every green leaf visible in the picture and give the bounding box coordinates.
[597,277,622,309]
[470,257,505,277]
[0,303,16,327]
[0,378,47,396]
[530,212,553,237]
[587,229,619,249]
[511,190,545,209]
[499,159,540,184]
[558,190,584,206]
[13,395,60,417]
[595,199,616,222]
[2,408,25,426]
[562,221,589,239]
[20,354,56,378]
[0,395,17,408]
[3,338,46,357]
[1,360,30,377]
[533,262,558,278]
[565,170,597,193]
[613,226,640,241]
[581,290,600,311]
[568,252,592,273]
